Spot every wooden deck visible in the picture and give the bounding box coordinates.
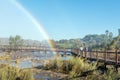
[1,46,120,69]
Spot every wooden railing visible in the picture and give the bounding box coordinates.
[0,46,120,64]
[79,50,120,65]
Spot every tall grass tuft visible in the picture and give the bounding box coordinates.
[0,64,33,80]
[103,69,120,80]
[69,57,97,78]
[43,56,97,78]
[86,68,120,80]
[0,53,33,80]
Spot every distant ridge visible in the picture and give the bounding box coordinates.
[0,38,42,46]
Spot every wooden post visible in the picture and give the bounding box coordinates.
[103,50,107,69]
[107,50,110,60]
[77,48,79,56]
[64,48,66,56]
[90,51,92,58]
[104,50,107,62]
[115,49,118,64]
[96,50,98,60]
[115,49,118,72]
[78,49,80,56]
[85,48,87,58]
[81,50,83,57]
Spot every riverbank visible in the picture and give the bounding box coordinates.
[40,56,120,80]
[33,68,68,80]
[1,51,120,80]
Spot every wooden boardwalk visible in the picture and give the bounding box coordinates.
[0,46,120,69]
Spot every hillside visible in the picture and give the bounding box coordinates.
[0,38,42,46]
[56,33,114,50]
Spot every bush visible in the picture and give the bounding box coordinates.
[0,54,33,80]
[0,64,33,80]
[86,68,120,80]
[43,56,97,78]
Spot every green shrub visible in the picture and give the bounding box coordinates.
[43,56,97,78]
[69,57,97,78]
[0,54,33,80]
[86,69,120,80]
[0,64,33,80]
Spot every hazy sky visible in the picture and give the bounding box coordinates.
[0,0,120,40]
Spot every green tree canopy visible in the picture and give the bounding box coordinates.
[9,35,24,47]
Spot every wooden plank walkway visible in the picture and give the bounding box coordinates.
[1,46,120,69]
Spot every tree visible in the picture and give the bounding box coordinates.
[105,30,109,45]
[9,35,24,47]
[105,30,111,49]
[109,32,113,43]
[109,36,120,50]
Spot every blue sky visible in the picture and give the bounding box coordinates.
[0,0,120,40]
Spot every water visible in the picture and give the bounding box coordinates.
[0,51,72,68]
[11,51,71,68]
[34,75,50,80]
[0,51,71,80]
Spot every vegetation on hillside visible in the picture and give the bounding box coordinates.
[0,29,120,51]
[55,39,83,48]
[9,35,24,47]
[55,29,120,51]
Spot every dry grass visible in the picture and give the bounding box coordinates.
[43,56,120,80]
[43,56,97,78]
[0,53,33,80]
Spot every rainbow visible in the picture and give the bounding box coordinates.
[10,0,54,50]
